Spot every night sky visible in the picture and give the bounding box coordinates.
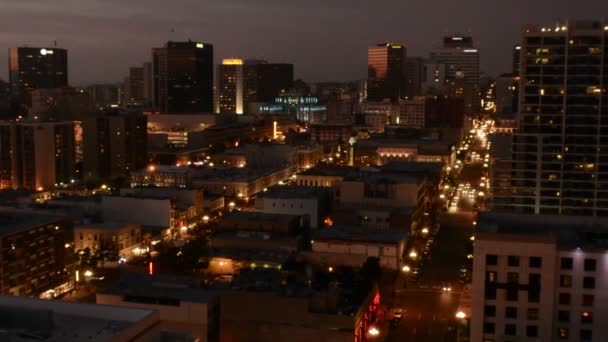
[0,0,604,85]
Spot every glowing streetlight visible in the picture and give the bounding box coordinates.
[328,266,333,272]
[421,228,429,234]
[402,265,411,273]
[368,327,380,336]
[409,251,418,259]
[203,215,210,222]
[456,311,466,319]
[84,270,93,277]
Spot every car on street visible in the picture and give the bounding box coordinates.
[393,308,404,320]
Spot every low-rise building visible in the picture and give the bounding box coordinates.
[203,194,224,213]
[209,212,306,273]
[295,165,358,187]
[0,295,171,342]
[472,212,608,342]
[220,268,381,342]
[130,165,193,188]
[193,166,295,198]
[354,138,455,166]
[101,194,196,240]
[0,209,74,298]
[336,171,431,231]
[97,273,219,342]
[74,222,142,258]
[255,186,333,228]
[301,226,407,270]
[310,123,352,145]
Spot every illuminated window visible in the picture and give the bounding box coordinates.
[560,275,572,288]
[581,311,593,324]
[527,308,539,320]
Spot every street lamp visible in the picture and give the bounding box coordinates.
[402,265,411,273]
[456,311,466,319]
[368,327,380,336]
[421,228,429,234]
[409,251,418,259]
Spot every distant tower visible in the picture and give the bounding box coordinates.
[9,47,68,93]
[367,43,407,101]
[430,36,480,115]
[152,41,214,113]
[216,59,244,114]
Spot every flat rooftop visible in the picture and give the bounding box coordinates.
[343,170,423,184]
[0,208,66,235]
[0,295,156,342]
[381,161,444,174]
[101,273,217,304]
[132,165,191,174]
[192,166,291,183]
[76,222,137,231]
[313,226,408,244]
[297,165,358,177]
[477,211,608,249]
[222,211,301,222]
[257,185,332,199]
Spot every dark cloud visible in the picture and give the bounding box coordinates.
[0,0,605,84]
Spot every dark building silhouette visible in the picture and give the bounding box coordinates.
[367,43,407,101]
[430,36,480,115]
[8,47,68,93]
[83,110,147,183]
[244,60,294,106]
[424,97,465,128]
[152,41,213,113]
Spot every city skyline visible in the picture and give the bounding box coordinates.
[0,0,605,84]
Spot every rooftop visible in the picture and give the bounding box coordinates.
[343,170,423,184]
[0,208,67,235]
[381,161,444,175]
[0,295,157,342]
[101,273,217,304]
[222,211,301,223]
[132,165,191,174]
[193,166,291,183]
[477,211,608,249]
[257,185,332,199]
[76,222,137,231]
[298,165,358,177]
[313,226,408,244]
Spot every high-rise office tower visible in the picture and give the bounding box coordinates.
[126,66,145,107]
[143,62,153,107]
[152,41,213,113]
[367,43,407,101]
[243,60,294,106]
[430,36,480,114]
[83,110,147,182]
[216,59,244,114]
[405,57,424,98]
[0,121,75,190]
[8,47,68,93]
[503,20,608,216]
[512,45,522,114]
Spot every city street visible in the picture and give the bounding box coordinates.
[385,122,489,341]
[386,211,475,342]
